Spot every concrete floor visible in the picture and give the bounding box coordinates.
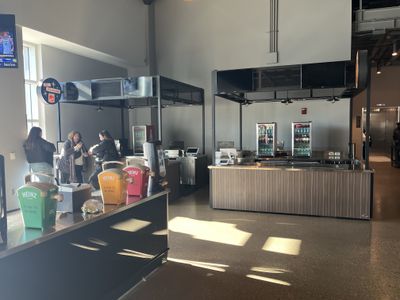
[123,162,400,300]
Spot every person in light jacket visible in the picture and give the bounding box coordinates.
[59,131,88,183]
[23,127,56,175]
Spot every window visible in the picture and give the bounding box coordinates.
[23,44,39,132]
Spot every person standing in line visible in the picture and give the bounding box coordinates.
[59,131,88,183]
[23,127,56,175]
[88,130,119,189]
[393,122,400,167]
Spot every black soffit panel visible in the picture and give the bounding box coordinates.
[216,61,358,103]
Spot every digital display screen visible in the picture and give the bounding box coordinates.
[0,14,18,68]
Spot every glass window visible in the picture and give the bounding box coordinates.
[23,44,39,131]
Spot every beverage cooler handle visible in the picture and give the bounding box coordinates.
[25,173,59,185]
[102,161,125,171]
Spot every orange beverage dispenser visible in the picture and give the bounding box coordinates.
[98,161,129,205]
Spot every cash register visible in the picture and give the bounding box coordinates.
[186,147,200,157]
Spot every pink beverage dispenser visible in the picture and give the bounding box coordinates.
[124,160,150,199]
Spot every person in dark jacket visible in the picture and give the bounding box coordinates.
[59,131,88,184]
[88,130,119,189]
[23,127,56,175]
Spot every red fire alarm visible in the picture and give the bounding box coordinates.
[301,107,307,115]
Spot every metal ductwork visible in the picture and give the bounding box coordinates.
[61,76,156,101]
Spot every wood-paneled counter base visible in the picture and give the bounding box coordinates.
[209,166,373,220]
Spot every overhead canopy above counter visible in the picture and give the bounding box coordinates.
[215,60,359,104]
[60,76,204,108]
[49,76,205,153]
[211,58,370,164]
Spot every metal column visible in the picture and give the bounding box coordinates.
[202,91,206,154]
[120,100,125,139]
[239,103,243,150]
[57,102,62,142]
[212,70,217,165]
[349,97,353,159]
[365,64,371,170]
[157,76,162,141]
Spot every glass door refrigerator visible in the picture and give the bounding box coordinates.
[256,122,277,157]
[132,125,154,155]
[292,121,312,157]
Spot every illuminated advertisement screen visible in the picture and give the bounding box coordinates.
[0,14,18,68]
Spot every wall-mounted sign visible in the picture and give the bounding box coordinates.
[40,78,62,104]
[0,14,18,68]
[301,107,307,115]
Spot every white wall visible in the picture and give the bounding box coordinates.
[41,45,128,147]
[0,0,148,68]
[0,26,29,210]
[155,0,352,155]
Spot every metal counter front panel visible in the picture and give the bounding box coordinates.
[210,168,372,219]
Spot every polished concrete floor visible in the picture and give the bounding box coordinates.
[123,162,400,300]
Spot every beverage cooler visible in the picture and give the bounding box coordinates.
[132,125,154,155]
[292,122,312,157]
[256,122,277,157]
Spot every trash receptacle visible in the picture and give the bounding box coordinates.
[98,161,129,205]
[17,174,62,230]
[57,183,92,213]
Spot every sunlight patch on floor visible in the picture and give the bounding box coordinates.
[111,219,151,233]
[262,237,302,256]
[169,216,251,246]
[168,257,229,272]
[246,274,291,286]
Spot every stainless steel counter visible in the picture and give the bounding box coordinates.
[209,164,371,173]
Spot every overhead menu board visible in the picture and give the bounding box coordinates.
[0,14,18,68]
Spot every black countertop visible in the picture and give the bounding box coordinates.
[0,191,168,259]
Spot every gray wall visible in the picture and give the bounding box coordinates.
[154,0,352,154]
[0,0,148,67]
[0,27,29,210]
[162,99,350,153]
[0,2,148,211]
[41,45,128,147]
[241,99,350,152]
